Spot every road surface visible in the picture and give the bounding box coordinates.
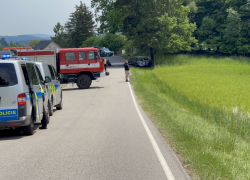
[0,57,191,180]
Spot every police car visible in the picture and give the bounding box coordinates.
[35,62,63,116]
[0,51,50,135]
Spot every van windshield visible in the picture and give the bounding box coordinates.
[0,63,18,87]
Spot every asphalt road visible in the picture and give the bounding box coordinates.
[0,57,191,180]
[105,56,125,66]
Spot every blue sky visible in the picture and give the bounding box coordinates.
[0,0,95,36]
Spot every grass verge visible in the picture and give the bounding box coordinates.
[130,56,250,180]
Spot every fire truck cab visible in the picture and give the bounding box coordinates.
[59,48,105,89]
[17,47,106,89]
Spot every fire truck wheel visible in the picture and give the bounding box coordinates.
[77,74,92,89]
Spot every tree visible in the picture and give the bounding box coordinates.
[9,42,21,47]
[99,33,125,53]
[28,40,41,48]
[197,16,220,52]
[81,33,125,53]
[81,36,102,47]
[187,0,249,54]
[65,1,96,47]
[237,2,250,54]
[91,0,118,33]
[0,38,8,47]
[92,0,197,61]
[0,46,3,50]
[220,8,242,54]
[156,6,197,53]
[51,22,68,48]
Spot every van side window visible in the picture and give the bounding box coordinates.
[87,51,97,60]
[35,65,45,85]
[21,64,30,85]
[48,65,55,80]
[0,63,18,87]
[52,66,57,77]
[66,52,76,61]
[79,52,86,60]
[26,63,38,85]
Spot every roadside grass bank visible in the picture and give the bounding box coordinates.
[130,55,250,180]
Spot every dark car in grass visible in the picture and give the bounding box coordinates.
[128,55,153,67]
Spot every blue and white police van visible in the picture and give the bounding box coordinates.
[35,62,63,116]
[0,50,50,135]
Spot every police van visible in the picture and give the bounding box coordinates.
[35,62,63,116]
[0,51,50,135]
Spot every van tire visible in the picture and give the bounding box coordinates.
[23,116,34,135]
[48,100,53,116]
[42,103,50,125]
[56,94,63,110]
[76,74,92,89]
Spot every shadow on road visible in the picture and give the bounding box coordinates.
[0,124,41,140]
[107,65,124,69]
[62,86,104,91]
[117,81,128,83]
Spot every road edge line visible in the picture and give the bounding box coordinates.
[128,82,175,180]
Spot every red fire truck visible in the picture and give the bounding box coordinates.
[17,47,106,89]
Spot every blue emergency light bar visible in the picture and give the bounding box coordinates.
[0,50,18,60]
[2,55,12,58]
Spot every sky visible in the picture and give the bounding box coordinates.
[0,0,96,36]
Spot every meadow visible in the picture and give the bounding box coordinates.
[155,57,250,112]
[130,55,250,180]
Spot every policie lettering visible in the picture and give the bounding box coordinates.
[0,110,17,116]
[0,109,18,121]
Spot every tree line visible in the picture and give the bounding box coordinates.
[3,1,248,58]
[52,0,196,60]
[90,0,250,58]
[185,0,250,55]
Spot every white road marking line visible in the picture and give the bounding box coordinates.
[128,82,176,180]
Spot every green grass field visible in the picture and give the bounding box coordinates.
[130,55,250,180]
[155,56,250,112]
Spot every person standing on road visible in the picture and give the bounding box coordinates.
[124,60,130,82]
[104,58,107,71]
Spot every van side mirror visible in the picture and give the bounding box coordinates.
[45,76,52,83]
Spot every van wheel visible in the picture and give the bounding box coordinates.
[42,103,50,126]
[56,94,63,110]
[49,100,53,116]
[76,74,92,89]
[23,116,34,135]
